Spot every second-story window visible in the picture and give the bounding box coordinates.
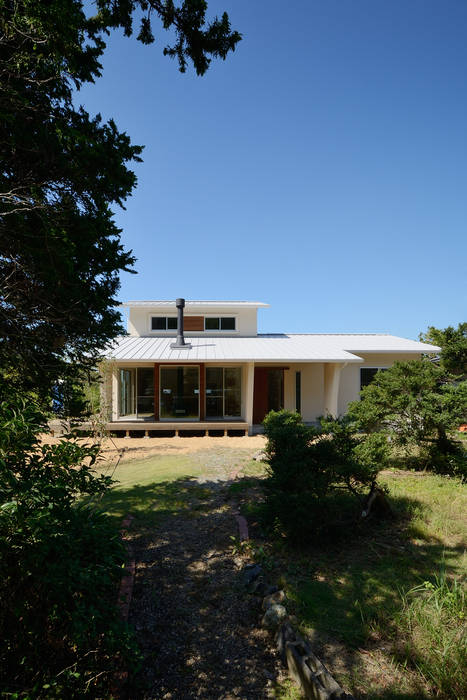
[205,317,236,331]
[151,316,178,331]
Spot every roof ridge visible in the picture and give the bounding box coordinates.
[260,332,391,336]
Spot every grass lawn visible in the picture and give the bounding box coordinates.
[93,445,261,527]
[240,468,466,699]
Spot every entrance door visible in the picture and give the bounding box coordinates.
[253,368,284,424]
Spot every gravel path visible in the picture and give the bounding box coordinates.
[126,472,285,699]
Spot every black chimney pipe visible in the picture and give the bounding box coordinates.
[170,298,192,349]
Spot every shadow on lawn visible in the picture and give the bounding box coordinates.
[275,491,464,699]
[99,476,209,528]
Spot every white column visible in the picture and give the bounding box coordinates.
[111,367,119,421]
[323,363,343,418]
[244,362,255,434]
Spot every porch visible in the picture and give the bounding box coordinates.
[105,360,348,434]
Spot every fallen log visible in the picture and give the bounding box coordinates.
[361,482,393,519]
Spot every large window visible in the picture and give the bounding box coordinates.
[204,317,236,331]
[206,367,241,418]
[160,366,199,420]
[360,367,387,391]
[119,368,154,418]
[151,316,177,330]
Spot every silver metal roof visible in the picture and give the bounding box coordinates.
[105,333,440,363]
[120,300,269,308]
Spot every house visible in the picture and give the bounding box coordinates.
[102,299,440,436]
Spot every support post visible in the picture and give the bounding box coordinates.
[245,362,255,435]
[323,363,344,418]
[153,363,160,421]
[112,367,119,421]
[199,363,205,420]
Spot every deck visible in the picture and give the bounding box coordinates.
[106,420,250,437]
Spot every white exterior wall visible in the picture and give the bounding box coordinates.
[338,353,422,416]
[283,364,324,423]
[127,306,258,337]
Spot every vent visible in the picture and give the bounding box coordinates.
[170,298,192,349]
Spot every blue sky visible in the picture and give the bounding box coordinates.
[79,0,467,338]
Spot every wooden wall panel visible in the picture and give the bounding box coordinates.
[184,315,204,332]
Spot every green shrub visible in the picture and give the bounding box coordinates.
[0,391,137,696]
[263,410,389,543]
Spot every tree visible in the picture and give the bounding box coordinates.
[349,360,467,476]
[0,7,241,689]
[420,322,467,377]
[0,1,241,399]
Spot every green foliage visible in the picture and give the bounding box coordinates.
[0,390,136,696]
[262,410,389,543]
[395,573,466,699]
[420,322,467,376]
[350,360,467,476]
[52,370,102,419]
[0,0,240,399]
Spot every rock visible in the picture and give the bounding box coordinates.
[262,589,286,610]
[252,450,267,462]
[250,579,279,596]
[264,584,280,596]
[242,563,262,586]
[262,604,288,630]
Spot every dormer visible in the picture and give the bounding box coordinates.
[121,300,269,337]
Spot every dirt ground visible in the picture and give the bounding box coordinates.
[40,434,267,464]
[126,478,288,699]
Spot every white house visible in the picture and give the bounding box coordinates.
[102,299,440,436]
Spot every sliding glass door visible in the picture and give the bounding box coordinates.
[136,368,154,418]
[119,367,154,418]
[120,369,135,416]
[160,366,200,420]
[206,367,241,418]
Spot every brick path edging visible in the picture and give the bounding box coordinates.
[111,514,135,698]
[118,514,136,621]
[235,514,249,541]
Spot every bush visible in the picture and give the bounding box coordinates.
[0,391,137,696]
[262,410,389,543]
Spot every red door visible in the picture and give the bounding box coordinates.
[253,368,284,424]
[253,368,268,424]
